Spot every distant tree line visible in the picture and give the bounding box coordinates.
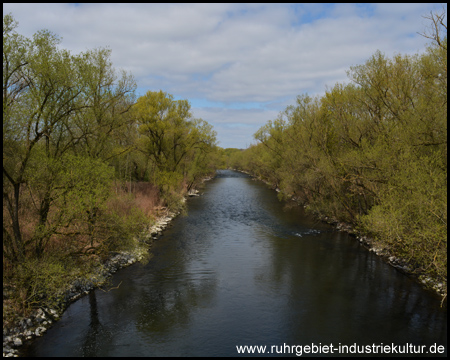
[228,10,447,286]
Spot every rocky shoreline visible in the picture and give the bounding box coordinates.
[3,175,215,357]
[237,169,447,305]
[3,172,445,356]
[327,216,446,303]
[2,211,179,357]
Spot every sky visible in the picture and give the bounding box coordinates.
[3,3,446,149]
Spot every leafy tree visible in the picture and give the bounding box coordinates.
[132,90,217,206]
[236,9,447,284]
[3,14,138,263]
[72,47,137,161]
[4,17,88,262]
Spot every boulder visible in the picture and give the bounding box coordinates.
[13,338,22,347]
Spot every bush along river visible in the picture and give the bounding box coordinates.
[20,170,447,357]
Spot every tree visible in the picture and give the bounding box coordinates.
[73,47,137,160]
[3,15,138,262]
[238,9,447,284]
[132,90,217,206]
[419,7,447,52]
[4,18,87,261]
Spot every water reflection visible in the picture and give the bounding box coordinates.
[82,291,102,356]
[23,170,447,357]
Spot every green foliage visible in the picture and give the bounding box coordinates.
[99,201,148,255]
[2,14,221,321]
[5,9,445,315]
[20,259,66,309]
[2,14,143,316]
[218,147,243,169]
[236,12,447,285]
[3,14,136,262]
[132,90,218,207]
[12,254,82,311]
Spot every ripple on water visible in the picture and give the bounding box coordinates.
[294,229,322,237]
[22,170,448,357]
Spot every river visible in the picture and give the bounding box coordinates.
[22,170,447,357]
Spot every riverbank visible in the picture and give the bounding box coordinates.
[12,169,448,356]
[323,216,447,305]
[2,211,176,357]
[3,177,213,357]
[235,168,447,306]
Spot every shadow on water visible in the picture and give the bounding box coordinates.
[82,291,101,356]
[22,170,447,357]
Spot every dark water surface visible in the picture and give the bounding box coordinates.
[23,170,447,357]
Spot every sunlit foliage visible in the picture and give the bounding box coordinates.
[3,14,218,314]
[227,10,447,284]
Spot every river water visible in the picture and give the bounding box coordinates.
[23,170,447,357]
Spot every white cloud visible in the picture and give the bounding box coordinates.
[192,106,280,149]
[3,3,445,148]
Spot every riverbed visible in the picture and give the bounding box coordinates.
[21,170,447,357]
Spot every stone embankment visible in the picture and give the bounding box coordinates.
[3,175,215,356]
[234,168,447,303]
[3,212,178,357]
[316,215,447,303]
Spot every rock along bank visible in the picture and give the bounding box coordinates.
[3,178,212,357]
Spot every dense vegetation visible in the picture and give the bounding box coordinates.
[3,14,218,320]
[227,12,447,294]
[3,9,446,326]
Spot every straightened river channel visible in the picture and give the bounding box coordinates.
[22,170,447,357]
